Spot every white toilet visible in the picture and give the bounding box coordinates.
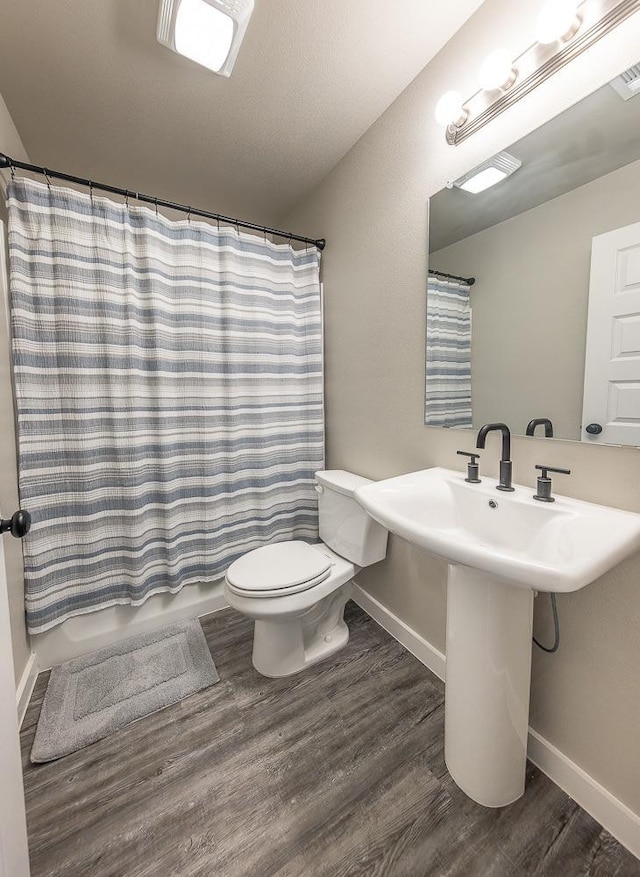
[224,470,388,677]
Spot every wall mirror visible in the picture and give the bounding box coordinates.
[425,61,640,447]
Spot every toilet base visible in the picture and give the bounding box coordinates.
[252,584,352,677]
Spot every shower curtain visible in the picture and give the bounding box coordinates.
[425,275,472,428]
[8,178,324,634]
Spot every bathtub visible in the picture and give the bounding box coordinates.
[32,580,228,669]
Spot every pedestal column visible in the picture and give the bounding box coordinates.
[445,563,534,807]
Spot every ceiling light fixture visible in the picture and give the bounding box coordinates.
[451,152,522,194]
[435,0,638,147]
[157,0,254,77]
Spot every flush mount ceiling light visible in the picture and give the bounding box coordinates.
[435,0,640,146]
[157,0,254,77]
[451,152,522,194]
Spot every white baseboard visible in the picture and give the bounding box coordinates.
[351,584,640,860]
[527,729,640,859]
[16,651,39,728]
[351,583,446,681]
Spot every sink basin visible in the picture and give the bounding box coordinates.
[355,467,640,592]
[354,466,640,808]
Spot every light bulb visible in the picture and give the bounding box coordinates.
[479,49,517,92]
[435,91,467,128]
[535,0,581,45]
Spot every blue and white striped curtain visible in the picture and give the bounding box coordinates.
[425,276,472,428]
[8,178,324,633]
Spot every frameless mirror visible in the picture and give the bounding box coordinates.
[425,62,640,447]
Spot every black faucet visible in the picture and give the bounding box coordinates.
[476,423,514,492]
[526,418,554,438]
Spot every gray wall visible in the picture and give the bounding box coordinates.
[283,0,640,815]
[431,156,640,439]
[0,91,30,686]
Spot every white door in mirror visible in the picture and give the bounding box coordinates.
[582,221,640,445]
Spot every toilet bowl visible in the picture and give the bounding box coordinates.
[224,471,388,677]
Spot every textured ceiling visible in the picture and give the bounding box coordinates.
[0,0,484,228]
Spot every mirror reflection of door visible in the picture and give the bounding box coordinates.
[582,221,640,445]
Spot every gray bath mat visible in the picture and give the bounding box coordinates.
[31,618,219,763]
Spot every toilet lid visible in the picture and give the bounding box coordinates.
[226,541,332,593]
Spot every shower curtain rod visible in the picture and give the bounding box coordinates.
[0,152,326,251]
[429,268,475,286]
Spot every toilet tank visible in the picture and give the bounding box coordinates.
[315,470,388,566]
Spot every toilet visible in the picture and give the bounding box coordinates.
[224,470,388,677]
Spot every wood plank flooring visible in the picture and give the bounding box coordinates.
[21,603,640,876]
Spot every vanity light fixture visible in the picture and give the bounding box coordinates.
[451,152,522,194]
[478,49,517,92]
[435,0,640,146]
[535,0,582,44]
[157,0,254,77]
[435,91,468,127]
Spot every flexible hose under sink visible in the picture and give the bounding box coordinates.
[533,592,560,653]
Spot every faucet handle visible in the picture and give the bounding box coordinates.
[533,465,571,503]
[457,451,481,484]
[535,465,571,477]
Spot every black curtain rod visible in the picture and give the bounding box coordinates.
[429,268,475,287]
[0,152,326,251]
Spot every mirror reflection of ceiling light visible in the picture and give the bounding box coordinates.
[610,63,640,101]
[451,153,522,194]
[157,0,254,77]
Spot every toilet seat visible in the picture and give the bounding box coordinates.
[225,541,333,598]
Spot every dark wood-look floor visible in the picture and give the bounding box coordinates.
[21,603,640,877]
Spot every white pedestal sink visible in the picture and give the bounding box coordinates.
[355,467,640,807]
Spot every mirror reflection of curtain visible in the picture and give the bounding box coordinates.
[425,276,472,428]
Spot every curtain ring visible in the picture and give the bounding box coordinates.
[43,168,52,189]
[187,207,192,224]
[88,181,94,202]
[8,158,15,180]
[216,216,220,232]
[124,190,129,210]
[154,197,158,216]
[235,220,240,236]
